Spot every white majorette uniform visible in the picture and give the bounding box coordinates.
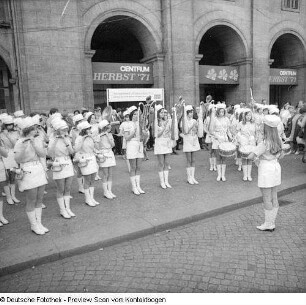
[125,121,144,159]
[182,118,200,152]
[211,116,231,149]
[48,136,74,180]
[154,119,173,155]
[14,137,48,192]
[0,128,19,171]
[74,134,98,176]
[237,121,256,147]
[96,132,116,168]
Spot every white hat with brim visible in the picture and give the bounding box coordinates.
[2,115,14,125]
[216,103,226,109]
[32,114,41,125]
[234,104,240,110]
[98,119,109,130]
[128,106,137,113]
[0,113,8,121]
[263,115,281,128]
[19,117,35,130]
[14,110,24,118]
[77,121,91,131]
[185,105,193,111]
[73,114,84,124]
[84,111,93,121]
[52,119,68,131]
[123,110,130,117]
[155,104,163,112]
[269,105,280,114]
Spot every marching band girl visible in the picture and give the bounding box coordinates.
[204,104,216,171]
[236,109,256,181]
[209,104,232,182]
[14,117,49,235]
[247,115,284,231]
[124,107,145,195]
[47,118,75,218]
[154,104,173,189]
[182,105,200,185]
[0,139,9,227]
[119,110,130,161]
[74,121,99,206]
[96,119,117,199]
[1,115,21,204]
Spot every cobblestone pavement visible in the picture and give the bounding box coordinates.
[0,190,305,293]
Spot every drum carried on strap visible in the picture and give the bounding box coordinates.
[282,143,291,155]
[218,142,236,158]
[239,145,256,159]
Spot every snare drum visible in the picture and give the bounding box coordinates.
[218,142,236,158]
[239,145,256,159]
[282,143,291,155]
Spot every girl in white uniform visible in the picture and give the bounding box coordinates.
[0,115,21,204]
[14,117,49,235]
[209,104,232,182]
[47,118,75,219]
[0,139,9,227]
[96,119,116,199]
[182,105,200,184]
[154,105,173,189]
[236,109,256,181]
[247,115,284,232]
[203,105,216,171]
[124,107,145,195]
[74,121,99,206]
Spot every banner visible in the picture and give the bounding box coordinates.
[199,65,239,84]
[92,62,153,84]
[269,68,297,85]
[107,88,164,104]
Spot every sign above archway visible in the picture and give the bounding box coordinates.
[199,65,239,84]
[92,62,153,84]
[269,68,297,85]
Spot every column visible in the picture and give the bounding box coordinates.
[84,50,95,109]
[195,54,203,104]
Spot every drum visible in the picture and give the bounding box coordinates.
[219,142,236,158]
[282,143,291,155]
[239,145,256,159]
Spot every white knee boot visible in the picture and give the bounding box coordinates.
[130,176,140,195]
[257,209,275,231]
[209,158,214,171]
[213,158,217,171]
[158,171,166,189]
[26,210,45,235]
[77,177,85,194]
[190,167,199,184]
[221,164,226,181]
[164,171,172,188]
[107,181,116,198]
[237,158,242,171]
[84,188,96,206]
[216,165,222,181]
[10,184,20,203]
[35,207,49,233]
[242,165,248,181]
[103,182,113,199]
[64,196,76,217]
[57,197,71,218]
[0,200,9,225]
[186,168,194,184]
[247,164,253,181]
[3,185,14,205]
[89,187,100,205]
[135,175,145,194]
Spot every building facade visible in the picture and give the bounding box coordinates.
[0,0,305,113]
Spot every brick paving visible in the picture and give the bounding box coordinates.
[0,190,305,293]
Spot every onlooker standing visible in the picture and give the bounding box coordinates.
[110,109,121,155]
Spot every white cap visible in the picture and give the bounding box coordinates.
[19,117,35,130]
[269,105,280,114]
[14,110,24,118]
[52,119,68,130]
[155,104,163,112]
[84,111,93,121]
[77,121,91,131]
[2,115,14,125]
[0,113,8,121]
[185,105,193,111]
[14,117,23,128]
[263,115,281,128]
[73,114,84,124]
[98,119,109,130]
[32,114,41,125]
[216,103,226,109]
[127,106,137,113]
[50,112,62,120]
[123,110,130,117]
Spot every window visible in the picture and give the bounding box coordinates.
[282,0,300,12]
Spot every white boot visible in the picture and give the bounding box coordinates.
[209,158,214,171]
[102,183,113,199]
[0,200,9,224]
[190,167,199,184]
[163,171,172,188]
[107,181,116,198]
[158,171,166,189]
[57,197,71,218]
[213,158,217,171]
[271,206,279,227]
[10,184,20,203]
[257,209,275,231]
[89,187,100,205]
[216,165,222,181]
[84,188,96,206]
[237,158,242,171]
[35,207,49,233]
[130,176,140,195]
[77,177,85,194]
[135,175,145,194]
[186,168,194,185]
[26,210,45,235]
[64,196,76,217]
[242,165,248,181]
[247,164,253,181]
[3,185,14,205]
[221,164,226,181]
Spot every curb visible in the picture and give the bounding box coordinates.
[1,183,305,277]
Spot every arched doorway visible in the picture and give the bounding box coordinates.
[90,15,158,109]
[198,25,247,104]
[0,56,14,113]
[269,33,306,107]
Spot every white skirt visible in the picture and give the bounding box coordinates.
[18,161,48,192]
[0,159,7,182]
[183,134,200,152]
[2,149,18,170]
[258,159,281,188]
[79,154,98,176]
[154,137,172,155]
[98,149,116,168]
[126,140,144,159]
[52,156,74,180]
